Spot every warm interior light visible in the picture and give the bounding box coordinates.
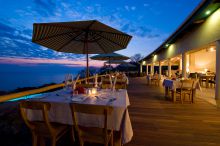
[206,10,211,15]
[209,47,215,52]
[206,46,216,52]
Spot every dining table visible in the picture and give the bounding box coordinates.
[26,88,133,146]
[199,75,215,88]
[163,79,201,103]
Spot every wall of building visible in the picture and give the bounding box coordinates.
[146,8,220,63]
[189,49,216,73]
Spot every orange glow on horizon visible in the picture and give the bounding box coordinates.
[0,57,104,67]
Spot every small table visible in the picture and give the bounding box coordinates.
[163,79,201,103]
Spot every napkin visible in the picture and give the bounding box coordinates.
[71,95,87,102]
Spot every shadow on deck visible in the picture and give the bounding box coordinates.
[126,77,220,146]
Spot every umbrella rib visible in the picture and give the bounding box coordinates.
[56,31,84,51]
[95,33,125,48]
[33,30,80,42]
[96,40,108,53]
[87,31,102,42]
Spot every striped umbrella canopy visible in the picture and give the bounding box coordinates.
[32,20,132,78]
[90,53,129,61]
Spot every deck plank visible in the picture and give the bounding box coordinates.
[125,77,220,146]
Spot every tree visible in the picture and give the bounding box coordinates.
[130,53,144,63]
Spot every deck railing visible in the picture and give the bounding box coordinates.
[0,74,107,103]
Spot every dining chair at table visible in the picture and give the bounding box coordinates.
[115,79,127,89]
[70,103,114,146]
[151,76,160,86]
[208,75,216,88]
[101,76,112,89]
[175,80,194,104]
[19,101,71,146]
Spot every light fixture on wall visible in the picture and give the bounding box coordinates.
[206,46,216,52]
[205,10,211,15]
[165,44,169,48]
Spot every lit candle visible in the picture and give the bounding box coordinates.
[91,88,97,95]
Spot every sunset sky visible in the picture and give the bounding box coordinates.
[0,0,201,68]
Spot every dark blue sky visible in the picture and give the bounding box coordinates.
[0,0,201,67]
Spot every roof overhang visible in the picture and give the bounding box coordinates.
[141,0,220,61]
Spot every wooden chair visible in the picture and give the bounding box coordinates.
[176,80,194,104]
[115,79,127,89]
[70,103,113,146]
[115,83,127,89]
[101,76,112,89]
[101,83,112,89]
[199,76,207,87]
[209,75,216,88]
[150,76,160,86]
[19,101,70,146]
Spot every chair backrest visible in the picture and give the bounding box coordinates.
[115,84,127,89]
[101,76,111,83]
[115,78,127,89]
[188,73,197,79]
[19,100,54,135]
[180,80,194,90]
[101,76,112,89]
[70,103,113,138]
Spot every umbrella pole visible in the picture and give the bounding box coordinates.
[109,57,111,73]
[86,51,89,78]
[84,32,89,82]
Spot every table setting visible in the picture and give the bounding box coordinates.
[25,85,133,145]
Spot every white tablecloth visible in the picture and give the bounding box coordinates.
[163,79,201,91]
[27,89,133,144]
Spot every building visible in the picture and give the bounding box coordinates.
[140,0,220,99]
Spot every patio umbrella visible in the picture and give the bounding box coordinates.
[32,20,132,78]
[104,60,127,65]
[90,53,130,65]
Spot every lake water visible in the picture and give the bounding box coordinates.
[0,72,78,92]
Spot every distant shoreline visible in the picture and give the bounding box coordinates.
[0,82,62,96]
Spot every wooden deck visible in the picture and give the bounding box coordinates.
[125,77,220,146]
[1,77,220,146]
